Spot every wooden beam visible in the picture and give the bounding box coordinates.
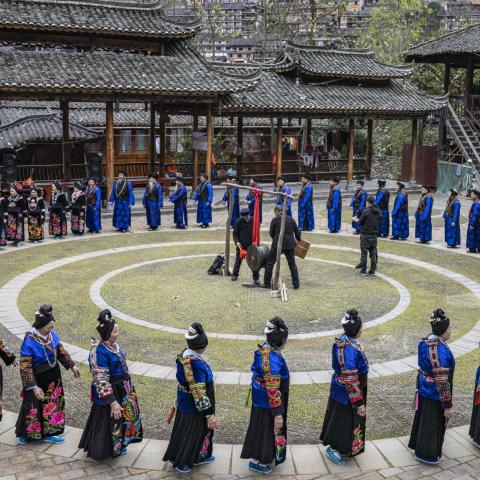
[365,119,373,180]
[149,102,156,174]
[347,118,355,186]
[206,106,213,180]
[192,115,199,192]
[159,113,167,176]
[276,117,283,184]
[60,100,71,181]
[105,101,115,196]
[237,116,243,178]
[465,64,474,110]
[410,118,418,183]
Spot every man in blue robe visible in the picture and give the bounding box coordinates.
[467,189,480,253]
[246,177,262,224]
[193,173,213,228]
[142,173,163,231]
[85,178,102,234]
[298,174,314,231]
[109,171,134,233]
[374,179,390,237]
[276,176,292,217]
[327,177,342,233]
[443,188,461,248]
[415,185,434,243]
[350,180,367,234]
[169,175,188,229]
[222,174,240,228]
[391,181,409,240]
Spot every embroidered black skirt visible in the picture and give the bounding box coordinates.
[408,395,447,459]
[469,397,480,445]
[163,410,213,468]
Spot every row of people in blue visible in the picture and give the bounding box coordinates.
[2,305,478,473]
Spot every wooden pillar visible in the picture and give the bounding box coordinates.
[105,101,115,196]
[304,118,312,152]
[159,114,167,176]
[276,117,283,183]
[192,115,199,192]
[60,101,71,181]
[418,118,424,146]
[149,102,156,174]
[237,116,243,178]
[206,106,213,180]
[465,64,474,110]
[438,65,451,152]
[443,65,451,93]
[410,118,418,183]
[347,118,355,186]
[365,119,373,180]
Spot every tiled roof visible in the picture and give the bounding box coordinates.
[272,42,412,80]
[405,23,480,63]
[0,113,101,149]
[0,0,200,38]
[0,49,260,96]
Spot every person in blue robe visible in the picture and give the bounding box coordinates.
[109,171,134,233]
[467,189,480,253]
[469,357,480,447]
[142,174,163,231]
[163,323,217,474]
[246,177,263,224]
[350,180,367,234]
[443,188,461,248]
[194,174,213,228]
[16,305,80,445]
[276,177,292,217]
[298,174,314,231]
[222,175,240,228]
[0,337,17,422]
[321,309,368,465]
[85,178,102,234]
[327,177,342,233]
[169,175,188,229]
[241,318,290,475]
[415,185,434,243]
[79,310,142,460]
[409,309,454,465]
[374,179,390,238]
[391,182,409,240]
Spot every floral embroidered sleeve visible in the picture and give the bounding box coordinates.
[57,344,75,370]
[0,338,16,366]
[19,339,36,391]
[181,356,214,416]
[90,347,115,405]
[428,341,453,409]
[337,342,364,407]
[259,347,284,416]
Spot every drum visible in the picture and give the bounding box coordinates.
[246,244,270,271]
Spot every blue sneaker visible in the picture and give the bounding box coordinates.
[175,466,192,474]
[415,454,439,465]
[248,461,272,474]
[44,435,65,444]
[17,437,26,445]
[119,447,128,456]
[195,455,216,466]
[326,446,346,465]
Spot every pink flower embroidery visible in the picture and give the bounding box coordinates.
[43,402,57,417]
[28,408,38,418]
[275,435,287,448]
[49,411,65,426]
[26,421,41,433]
[50,386,62,401]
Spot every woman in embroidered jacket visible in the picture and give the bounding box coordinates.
[109,171,135,233]
[443,188,461,248]
[16,304,80,444]
[79,309,142,460]
[49,182,69,239]
[163,323,217,474]
[85,178,102,234]
[0,189,8,249]
[408,308,454,465]
[469,355,480,447]
[26,187,46,243]
[415,185,434,243]
[6,185,26,246]
[70,183,86,235]
[0,338,17,422]
[241,317,290,475]
[320,309,368,465]
[142,174,163,231]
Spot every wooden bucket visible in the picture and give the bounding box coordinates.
[295,239,311,259]
[246,244,270,271]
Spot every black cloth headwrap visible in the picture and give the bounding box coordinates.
[96,309,115,341]
[430,308,450,336]
[185,322,208,350]
[341,309,362,338]
[265,316,289,348]
[33,304,55,329]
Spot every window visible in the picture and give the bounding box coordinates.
[136,129,148,151]
[119,129,132,153]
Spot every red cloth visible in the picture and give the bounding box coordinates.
[239,247,247,259]
[252,188,262,246]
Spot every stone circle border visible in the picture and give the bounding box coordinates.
[90,254,410,340]
[1,240,480,385]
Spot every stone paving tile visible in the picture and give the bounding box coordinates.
[379,467,404,478]
[354,441,389,471]
[290,444,327,475]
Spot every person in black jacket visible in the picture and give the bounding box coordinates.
[232,207,259,284]
[354,196,382,275]
[263,206,301,289]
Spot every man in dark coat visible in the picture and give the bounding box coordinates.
[354,196,382,275]
[232,207,259,284]
[263,206,301,289]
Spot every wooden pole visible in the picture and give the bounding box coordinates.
[444,65,451,94]
[159,113,167,177]
[272,196,288,291]
[347,118,355,187]
[60,100,71,181]
[365,119,373,180]
[439,65,450,153]
[149,103,156,174]
[418,118,424,146]
[305,118,312,151]
[276,117,283,184]
[192,115,199,192]
[224,187,234,276]
[410,118,418,183]
[465,64,474,110]
[206,106,213,180]
[105,101,115,196]
[237,116,243,178]
[225,182,294,200]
